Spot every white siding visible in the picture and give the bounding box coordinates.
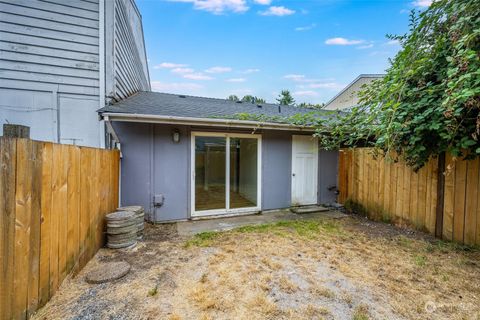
[0,0,102,147]
[324,75,383,111]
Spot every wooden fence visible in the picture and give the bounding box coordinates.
[0,138,120,320]
[338,148,480,246]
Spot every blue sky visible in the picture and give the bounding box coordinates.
[137,0,431,104]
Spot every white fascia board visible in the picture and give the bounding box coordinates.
[100,112,316,132]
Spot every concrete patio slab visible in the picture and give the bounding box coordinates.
[176,209,347,236]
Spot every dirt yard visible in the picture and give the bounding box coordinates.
[33,213,480,320]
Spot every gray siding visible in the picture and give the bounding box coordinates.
[105,0,150,103]
[0,0,149,147]
[0,0,101,146]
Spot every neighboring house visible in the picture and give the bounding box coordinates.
[324,74,384,110]
[98,92,339,222]
[0,0,150,147]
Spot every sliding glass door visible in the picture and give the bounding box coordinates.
[192,132,261,216]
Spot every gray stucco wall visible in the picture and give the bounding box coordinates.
[113,122,190,221]
[262,130,292,210]
[151,125,190,221]
[114,123,338,222]
[114,122,152,217]
[318,150,339,205]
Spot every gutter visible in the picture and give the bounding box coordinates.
[99,112,316,132]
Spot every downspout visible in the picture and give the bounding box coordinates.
[99,0,106,148]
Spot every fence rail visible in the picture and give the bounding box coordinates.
[0,138,120,320]
[338,148,480,246]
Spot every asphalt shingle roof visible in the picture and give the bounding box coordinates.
[98,91,329,123]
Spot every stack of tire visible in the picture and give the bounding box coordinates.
[105,211,138,249]
[117,205,145,240]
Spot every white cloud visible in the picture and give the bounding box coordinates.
[154,62,188,69]
[226,78,246,82]
[259,6,295,16]
[357,44,374,49]
[183,73,214,80]
[205,66,232,73]
[241,68,260,74]
[168,0,248,14]
[294,90,318,97]
[325,37,364,45]
[253,0,271,4]
[295,23,316,31]
[386,39,400,45]
[412,0,432,7]
[171,67,195,74]
[151,81,203,92]
[283,74,306,81]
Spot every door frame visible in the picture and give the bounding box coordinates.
[190,131,262,217]
[291,135,318,206]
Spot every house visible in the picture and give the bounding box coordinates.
[323,74,384,110]
[98,92,339,222]
[0,0,150,147]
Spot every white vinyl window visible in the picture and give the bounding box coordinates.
[191,132,262,217]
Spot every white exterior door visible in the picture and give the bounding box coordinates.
[291,135,318,206]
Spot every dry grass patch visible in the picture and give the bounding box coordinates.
[33,217,480,320]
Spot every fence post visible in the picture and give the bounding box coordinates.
[435,152,446,238]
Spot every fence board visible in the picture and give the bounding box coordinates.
[27,142,42,317]
[339,148,480,246]
[58,145,69,284]
[453,160,467,243]
[428,160,438,234]
[0,138,120,320]
[13,139,33,320]
[0,138,17,320]
[410,169,418,226]
[477,165,480,245]
[443,154,455,241]
[49,144,61,295]
[39,143,52,306]
[78,148,90,270]
[464,159,479,244]
[67,146,80,273]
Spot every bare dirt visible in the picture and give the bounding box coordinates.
[32,215,480,320]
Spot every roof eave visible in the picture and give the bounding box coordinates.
[100,112,316,132]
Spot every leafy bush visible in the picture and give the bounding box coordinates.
[320,0,480,170]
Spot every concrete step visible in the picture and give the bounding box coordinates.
[290,205,329,214]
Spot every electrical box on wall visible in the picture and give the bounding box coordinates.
[153,194,164,207]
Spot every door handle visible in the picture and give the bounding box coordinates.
[292,173,296,176]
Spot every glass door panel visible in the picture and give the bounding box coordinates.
[229,138,258,209]
[195,136,226,211]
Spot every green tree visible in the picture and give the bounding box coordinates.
[227,95,239,102]
[241,95,255,103]
[318,0,480,170]
[276,90,295,105]
[240,95,266,104]
[255,97,266,104]
[298,102,325,109]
